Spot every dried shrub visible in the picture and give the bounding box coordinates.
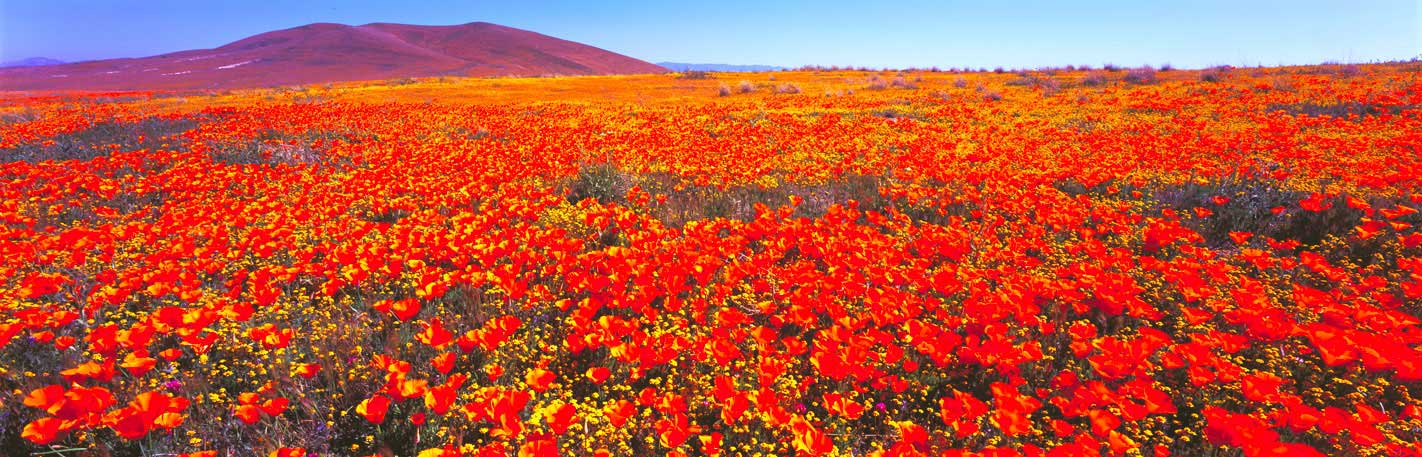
[1199,67,1228,82]
[0,108,39,126]
[566,162,635,205]
[1266,101,1417,120]
[890,75,918,89]
[206,128,357,166]
[677,70,713,80]
[643,173,890,227]
[1007,74,1061,95]
[3,115,206,163]
[1265,76,1296,92]
[1123,67,1158,85]
[1153,178,1373,250]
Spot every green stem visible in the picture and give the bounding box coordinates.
[30,448,89,457]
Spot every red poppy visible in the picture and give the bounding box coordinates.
[358,394,392,424]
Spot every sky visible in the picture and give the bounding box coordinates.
[1,0,1418,69]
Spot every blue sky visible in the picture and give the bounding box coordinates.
[1,0,1417,69]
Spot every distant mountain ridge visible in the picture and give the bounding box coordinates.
[0,57,65,68]
[658,62,784,72]
[0,22,667,91]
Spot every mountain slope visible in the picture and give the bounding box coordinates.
[0,22,666,91]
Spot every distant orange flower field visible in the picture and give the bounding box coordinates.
[2,63,1422,456]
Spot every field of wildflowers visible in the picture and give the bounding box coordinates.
[2,62,1421,456]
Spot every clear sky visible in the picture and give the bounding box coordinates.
[1,0,1417,69]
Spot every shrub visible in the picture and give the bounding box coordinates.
[717,84,733,97]
[0,108,40,127]
[1123,67,1158,84]
[775,83,802,94]
[1266,101,1416,120]
[566,162,632,205]
[677,70,713,80]
[1037,77,1061,94]
[737,80,755,93]
[953,77,968,88]
[206,129,350,166]
[1152,178,1377,250]
[865,76,889,90]
[3,116,206,163]
[1081,72,1108,86]
[646,173,890,226]
[1266,76,1296,92]
[890,75,917,89]
[1007,74,1060,94]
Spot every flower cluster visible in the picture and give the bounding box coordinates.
[2,63,1421,456]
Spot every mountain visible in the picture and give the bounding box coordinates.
[0,22,667,91]
[657,62,784,72]
[1,57,65,68]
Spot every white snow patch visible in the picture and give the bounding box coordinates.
[161,70,192,76]
[103,71,120,74]
[216,60,254,70]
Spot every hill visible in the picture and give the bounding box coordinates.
[0,57,65,68]
[0,22,666,91]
